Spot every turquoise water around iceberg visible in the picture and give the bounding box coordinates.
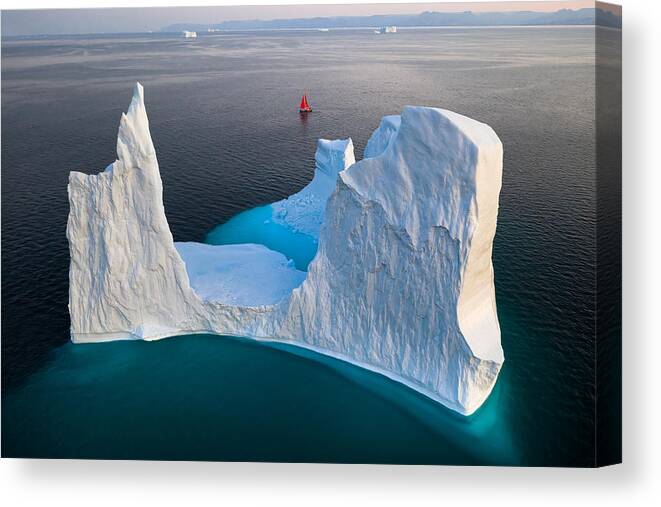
[1,335,517,464]
[206,205,318,271]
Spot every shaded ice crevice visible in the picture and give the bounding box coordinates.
[67,83,504,415]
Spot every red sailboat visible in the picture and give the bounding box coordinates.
[299,93,313,113]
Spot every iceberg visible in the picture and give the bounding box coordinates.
[67,83,504,415]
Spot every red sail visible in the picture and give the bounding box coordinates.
[300,94,310,110]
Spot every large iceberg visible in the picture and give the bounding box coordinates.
[67,83,504,415]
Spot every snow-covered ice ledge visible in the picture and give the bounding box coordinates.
[67,83,504,415]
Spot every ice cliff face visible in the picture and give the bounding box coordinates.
[67,83,199,341]
[67,83,504,415]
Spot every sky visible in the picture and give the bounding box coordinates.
[1,1,598,36]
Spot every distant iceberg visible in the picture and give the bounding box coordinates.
[375,25,397,34]
[67,83,504,415]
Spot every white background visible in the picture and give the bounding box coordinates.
[1,0,658,505]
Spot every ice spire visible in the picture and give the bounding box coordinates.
[116,82,156,171]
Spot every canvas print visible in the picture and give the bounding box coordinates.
[1,1,621,466]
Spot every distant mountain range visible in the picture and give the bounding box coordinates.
[164,7,622,32]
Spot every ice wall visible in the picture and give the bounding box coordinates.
[67,83,504,414]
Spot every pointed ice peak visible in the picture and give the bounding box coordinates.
[133,81,144,102]
[116,82,156,167]
[126,82,146,120]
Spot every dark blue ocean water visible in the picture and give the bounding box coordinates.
[2,27,604,465]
